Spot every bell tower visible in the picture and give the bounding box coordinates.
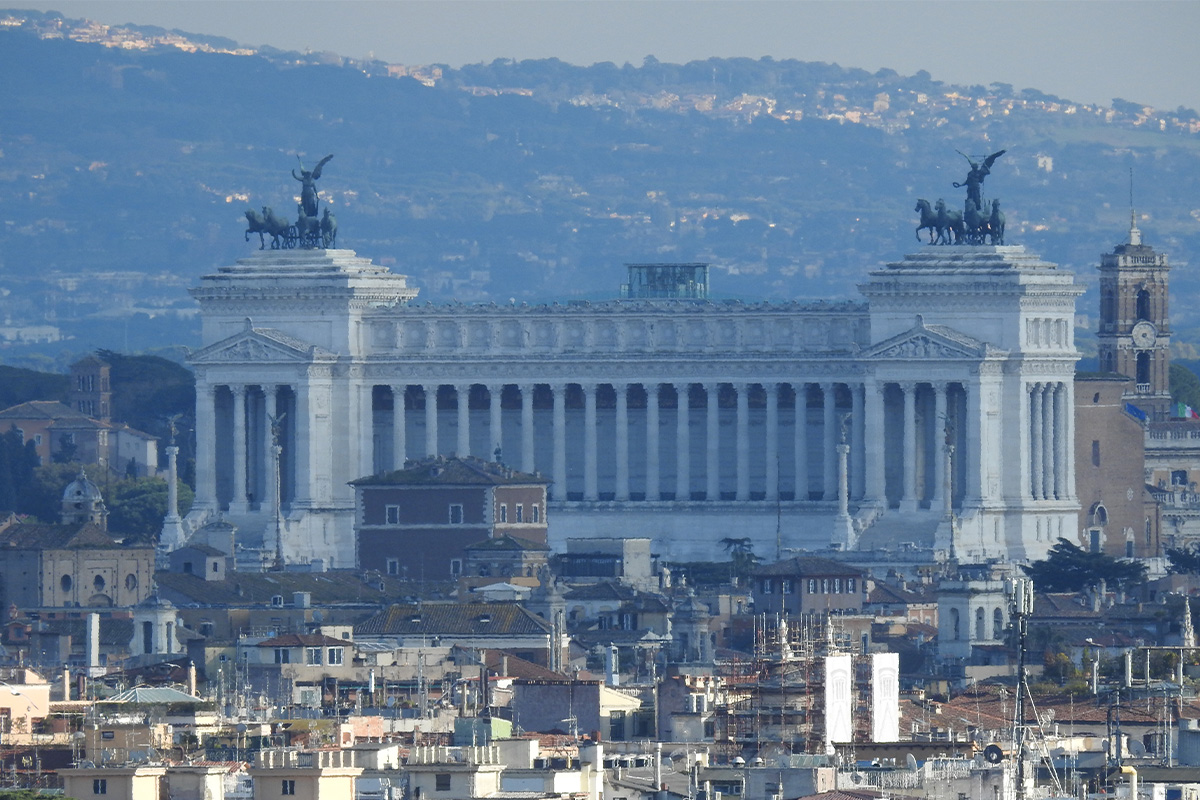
[1097,212,1171,420]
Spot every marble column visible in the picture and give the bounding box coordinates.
[583,383,598,501]
[424,384,439,458]
[901,382,917,511]
[794,383,809,501]
[360,383,375,479]
[822,383,838,501]
[735,382,750,501]
[294,383,311,505]
[230,384,248,513]
[765,383,779,502]
[851,383,865,500]
[675,383,690,501]
[195,383,217,510]
[552,384,567,501]
[706,383,720,501]
[489,384,504,462]
[391,385,406,469]
[646,383,660,501]
[1060,380,1076,498]
[962,382,982,505]
[456,384,471,457]
[863,380,885,504]
[520,384,535,475]
[1030,383,1044,500]
[932,383,947,505]
[1042,382,1056,501]
[615,384,630,502]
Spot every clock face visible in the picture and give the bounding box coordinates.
[1132,321,1156,348]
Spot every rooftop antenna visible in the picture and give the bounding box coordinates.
[1128,167,1142,246]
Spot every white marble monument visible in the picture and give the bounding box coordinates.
[184,245,1082,569]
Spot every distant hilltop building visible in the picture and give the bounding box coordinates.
[184,241,1082,569]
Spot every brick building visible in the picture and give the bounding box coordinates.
[352,456,549,580]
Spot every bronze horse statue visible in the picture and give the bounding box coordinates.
[244,209,269,248]
[963,199,989,245]
[988,199,1006,245]
[261,206,292,248]
[321,208,338,249]
[915,199,939,244]
[934,199,964,245]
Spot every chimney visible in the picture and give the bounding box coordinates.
[60,666,71,702]
[86,613,100,673]
[187,661,197,696]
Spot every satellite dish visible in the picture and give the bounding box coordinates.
[983,744,1004,764]
[906,753,918,771]
[1129,740,1147,757]
[851,773,864,784]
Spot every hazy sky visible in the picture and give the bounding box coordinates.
[16,1,1200,111]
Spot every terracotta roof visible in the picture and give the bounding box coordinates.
[351,456,549,487]
[465,535,550,553]
[257,634,347,648]
[0,400,91,421]
[40,617,134,647]
[0,522,130,551]
[356,602,552,637]
[154,570,414,607]
[755,556,865,578]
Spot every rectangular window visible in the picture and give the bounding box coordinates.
[93,779,107,795]
[532,505,541,523]
[1090,529,1101,553]
[305,647,322,666]
[449,504,464,524]
[282,779,296,795]
[327,647,344,665]
[1092,440,1101,467]
[386,558,400,575]
[385,505,401,525]
[274,648,290,664]
[515,504,523,523]
[435,774,452,792]
[833,578,842,594]
[821,579,829,594]
[500,504,507,523]
[808,579,817,594]
[761,579,772,594]
[848,578,856,593]
[1126,540,1134,558]
[781,580,792,594]
[450,558,462,577]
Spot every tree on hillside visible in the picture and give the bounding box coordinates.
[0,365,70,410]
[1167,543,1200,574]
[1171,364,1200,411]
[1023,538,1147,592]
[0,425,39,513]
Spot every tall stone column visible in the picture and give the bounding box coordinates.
[675,383,691,501]
[900,382,917,511]
[520,384,535,475]
[391,385,406,469]
[230,384,248,513]
[294,383,311,505]
[863,380,885,504]
[765,383,779,502]
[1061,380,1076,498]
[1042,382,1056,500]
[360,383,375,479]
[615,384,630,502]
[851,383,865,500]
[932,383,947,505]
[424,384,439,458]
[583,383,598,501]
[735,382,750,502]
[822,383,838,501]
[962,382,983,505]
[456,384,471,457]
[552,384,567,501]
[646,383,660,501]
[794,383,809,502]
[706,383,720,501]
[194,383,218,511]
[1030,383,1044,500]
[489,384,504,462]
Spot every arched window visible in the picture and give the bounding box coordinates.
[1137,288,1152,321]
[975,607,985,640]
[93,575,105,592]
[60,575,72,592]
[1137,351,1151,385]
[950,608,960,640]
[993,608,1004,639]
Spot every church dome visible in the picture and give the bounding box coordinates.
[63,470,103,505]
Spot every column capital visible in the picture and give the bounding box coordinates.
[228,382,246,394]
[518,383,536,395]
[898,380,917,393]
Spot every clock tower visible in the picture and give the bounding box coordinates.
[1097,212,1172,420]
